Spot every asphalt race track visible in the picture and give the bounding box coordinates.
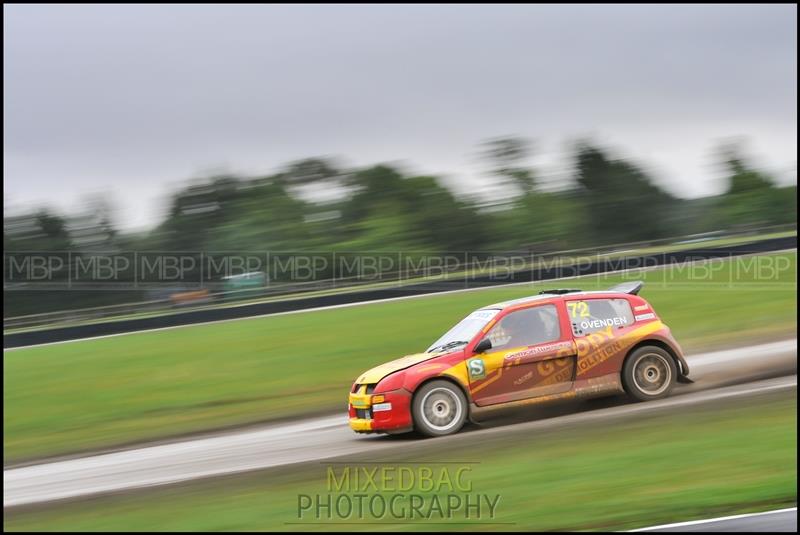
[4,235,796,348]
[633,507,797,532]
[4,339,796,508]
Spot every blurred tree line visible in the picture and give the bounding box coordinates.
[4,140,796,316]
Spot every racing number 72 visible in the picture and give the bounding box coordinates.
[567,301,589,318]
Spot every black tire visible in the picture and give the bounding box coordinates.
[622,346,677,402]
[412,380,468,437]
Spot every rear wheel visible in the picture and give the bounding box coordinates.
[622,346,677,401]
[412,380,467,437]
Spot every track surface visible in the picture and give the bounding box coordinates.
[5,236,796,348]
[634,507,797,532]
[4,339,796,508]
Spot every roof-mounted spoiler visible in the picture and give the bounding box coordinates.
[608,280,644,295]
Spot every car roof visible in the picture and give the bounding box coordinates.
[481,290,632,312]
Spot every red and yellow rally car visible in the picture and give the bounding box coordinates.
[348,281,691,437]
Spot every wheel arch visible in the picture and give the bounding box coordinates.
[412,375,473,409]
[624,338,684,376]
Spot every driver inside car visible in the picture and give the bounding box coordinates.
[488,312,531,350]
[488,306,560,351]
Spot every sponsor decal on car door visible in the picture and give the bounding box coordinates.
[467,304,577,406]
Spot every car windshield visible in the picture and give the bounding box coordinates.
[426,309,501,352]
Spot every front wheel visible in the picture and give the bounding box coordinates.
[622,346,677,401]
[412,380,468,437]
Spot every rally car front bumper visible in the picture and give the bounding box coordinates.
[348,387,414,434]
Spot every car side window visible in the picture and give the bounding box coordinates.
[567,298,634,337]
[484,305,560,351]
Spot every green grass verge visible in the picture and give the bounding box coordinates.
[4,252,797,462]
[4,391,796,531]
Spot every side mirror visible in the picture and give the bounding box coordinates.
[474,338,492,354]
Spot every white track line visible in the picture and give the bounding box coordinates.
[6,248,797,351]
[629,506,798,531]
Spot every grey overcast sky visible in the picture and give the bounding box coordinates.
[3,4,797,230]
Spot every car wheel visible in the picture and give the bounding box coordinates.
[622,346,677,401]
[412,380,468,437]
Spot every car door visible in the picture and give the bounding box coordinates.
[466,303,577,406]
